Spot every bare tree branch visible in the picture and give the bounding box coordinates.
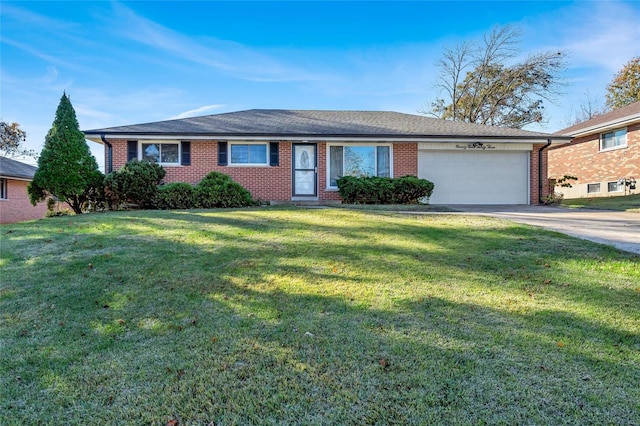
[424,25,567,128]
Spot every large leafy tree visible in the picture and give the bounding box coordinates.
[427,25,566,128]
[0,121,36,158]
[28,93,103,214]
[605,56,640,110]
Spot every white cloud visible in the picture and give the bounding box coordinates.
[558,2,640,72]
[1,38,94,74]
[0,3,78,31]
[106,2,332,83]
[519,1,640,81]
[170,104,226,119]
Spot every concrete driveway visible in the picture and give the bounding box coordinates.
[449,205,640,255]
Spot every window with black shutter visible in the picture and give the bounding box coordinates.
[127,140,138,162]
[218,141,228,166]
[181,141,191,166]
[270,142,279,166]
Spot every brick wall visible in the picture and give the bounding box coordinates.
[530,143,550,205]
[106,139,420,202]
[394,143,419,177]
[548,123,639,198]
[0,179,48,224]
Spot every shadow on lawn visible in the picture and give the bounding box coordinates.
[1,208,639,424]
[144,208,640,310]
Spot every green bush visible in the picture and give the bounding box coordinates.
[195,172,255,208]
[391,175,434,204]
[337,175,434,204]
[155,183,197,209]
[104,160,166,209]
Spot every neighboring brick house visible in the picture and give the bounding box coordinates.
[0,157,48,224]
[549,101,640,199]
[83,109,570,205]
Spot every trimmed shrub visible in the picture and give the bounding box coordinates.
[336,176,391,204]
[391,175,435,204]
[195,172,255,208]
[337,175,434,204]
[155,183,197,209]
[104,160,166,209]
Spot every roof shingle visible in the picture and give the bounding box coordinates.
[0,156,37,180]
[555,101,640,136]
[84,109,565,140]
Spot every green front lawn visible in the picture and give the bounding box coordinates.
[561,193,640,212]
[1,208,638,425]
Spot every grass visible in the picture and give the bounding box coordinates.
[1,207,639,425]
[561,193,640,212]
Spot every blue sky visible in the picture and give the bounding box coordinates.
[2,1,639,170]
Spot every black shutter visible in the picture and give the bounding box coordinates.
[218,141,228,166]
[127,141,138,162]
[181,141,191,166]
[269,142,279,166]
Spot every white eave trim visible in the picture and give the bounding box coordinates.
[87,134,569,144]
[563,113,640,137]
[0,175,33,182]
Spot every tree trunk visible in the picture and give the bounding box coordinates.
[67,197,83,214]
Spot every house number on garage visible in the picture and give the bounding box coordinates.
[455,142,496,150]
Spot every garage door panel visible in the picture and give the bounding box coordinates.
[418,151,528,204]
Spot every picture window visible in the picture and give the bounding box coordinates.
[229,143,268,165]
[328,144,391,188]
[141,142,179,164]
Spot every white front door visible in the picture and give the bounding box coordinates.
[293,144,317,197]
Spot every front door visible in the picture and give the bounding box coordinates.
[292,144,317,197]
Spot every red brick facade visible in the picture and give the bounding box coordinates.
[531,143,551,204]
[107,140,420,202]
[549,123,639,198]
[0,179,48,224]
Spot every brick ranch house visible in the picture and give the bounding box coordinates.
[0,156,48,224]
[83,110,571,205]
[549,100,640,199]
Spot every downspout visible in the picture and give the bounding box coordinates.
[538,138,552,204]
[100,134,113,174]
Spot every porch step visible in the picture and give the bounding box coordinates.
[269,200,342,207]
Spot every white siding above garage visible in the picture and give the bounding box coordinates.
[418,144,530,204]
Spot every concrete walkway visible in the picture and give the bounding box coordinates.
[446,205,640,255]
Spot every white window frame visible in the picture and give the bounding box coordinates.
[587,183,601,194]
[326,143,393,190]
[0,178,7,199]
[140,141,180,165]
[607,181,623,193]
[600,128,627,152]
[228,142,269,166]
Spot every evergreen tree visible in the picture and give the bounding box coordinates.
[28,93,103,214]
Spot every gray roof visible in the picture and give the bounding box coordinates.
[555,100,640,136]
[0,156,37,180]
[84,109,566,140]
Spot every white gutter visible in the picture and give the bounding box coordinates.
[86,134,571,144]
[0,175,33,182]
[563,112,640,137]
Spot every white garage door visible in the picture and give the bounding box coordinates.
[418,150,529,204]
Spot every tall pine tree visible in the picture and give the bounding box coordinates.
[28,93,103,214]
